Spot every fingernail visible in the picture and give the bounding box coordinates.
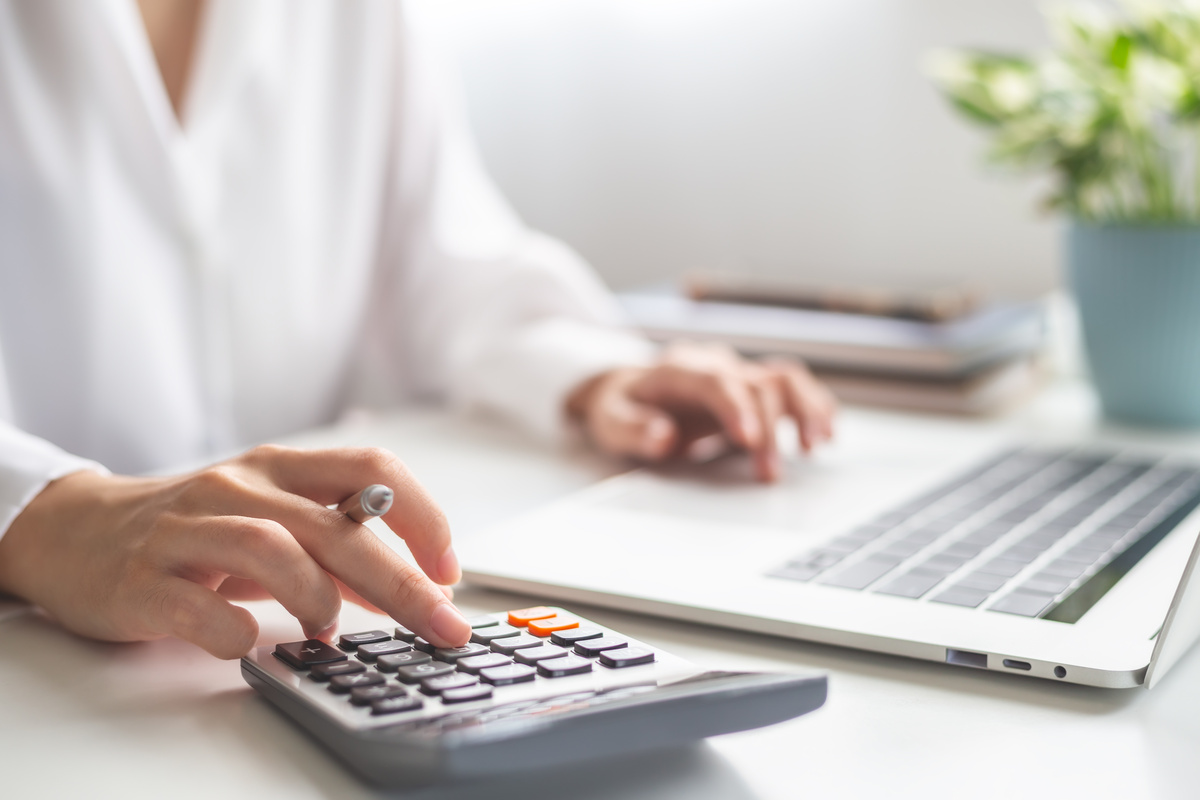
[430,602,471,646]
[741,412,761,446]
[438,547,461,585]
[641,418,672,459]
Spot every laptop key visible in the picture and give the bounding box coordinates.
[1020,572,1075,595]
[976,557,1027,578]
[875,569,945,599]
[930,586,990,608]
[819,556,900,590]
[990,590,1056,617]
[955,571,1009,592]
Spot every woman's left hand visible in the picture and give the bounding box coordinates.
[567,342,837,482]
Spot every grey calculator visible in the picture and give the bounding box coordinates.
[241,605,827,787]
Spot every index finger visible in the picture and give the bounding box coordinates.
[245,445,460,585]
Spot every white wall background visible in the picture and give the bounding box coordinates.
[409,0,1059,299]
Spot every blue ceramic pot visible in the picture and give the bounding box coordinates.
[1068,222,1200,426]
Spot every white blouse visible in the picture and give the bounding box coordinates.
[0,0,653,538]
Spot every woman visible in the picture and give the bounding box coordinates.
[0,0,835,658]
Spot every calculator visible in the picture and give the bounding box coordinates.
[241,605,827,786]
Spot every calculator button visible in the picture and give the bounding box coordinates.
[550,627,604,646]
[469,624,522,644]
[413,637,435,653]
[441,685,494,705]
[420,673,479,695]
[490,634,544,655]
[456,653,513,674]
[349,684,409,706]
[465,614,500,629]
[338,630,390,651]
[506,606,558,626]
[309,661,367,682]
[536,655,593,677]
[392,625,417,643]
[598,646,656,668]
[376,651,432,672]
[433,643,490,662]
[328,672,385,693]
[513,644,570,665]
[370,694,424,716]
[274,640,347,670]
[356,640,413,661]
[480,663,537,686]
[573,636,628,657]
[527,616,580,637]
[397,662,455,683]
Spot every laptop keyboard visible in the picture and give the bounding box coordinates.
[768,449,1200,623]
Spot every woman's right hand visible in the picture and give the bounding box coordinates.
[0,445,472,658]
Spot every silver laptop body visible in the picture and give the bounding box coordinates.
[459,410,1200,689]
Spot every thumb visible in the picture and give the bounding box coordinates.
[590,395,678,461]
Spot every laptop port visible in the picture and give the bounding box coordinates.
[1002,659,1032,671]
[945,649,987,669]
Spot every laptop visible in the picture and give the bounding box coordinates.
[458,409,1200,689]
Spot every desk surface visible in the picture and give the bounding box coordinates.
[4,385,1200,799]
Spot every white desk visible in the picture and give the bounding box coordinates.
[4,388,1200,799]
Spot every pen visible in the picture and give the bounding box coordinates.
[338,484,394,523]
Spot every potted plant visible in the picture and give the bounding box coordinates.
[928,1,1200,426]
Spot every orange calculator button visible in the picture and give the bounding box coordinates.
[507,607,558,627]
[527,616,580,637]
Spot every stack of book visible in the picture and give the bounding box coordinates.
[619,277,1048,415]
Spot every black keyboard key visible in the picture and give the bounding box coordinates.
[513,645,570,665]
[376,651,432,672]
[356,640,412,661]
[990,590,1056,617]
[349,684,409,706]
[480,663,537,686]
[874,569,945,599]
[442,684,493,705]
[930,586,990,608]
[421,673,479,695]
[537,655,593,677]
[598,646,656,668]
[371,694,424,716]
[465,614,499,629]
[470,624,522,645]
[328,672,385,693]
[397,662,455,684]
[819,556,899,590]
[550,627,605,647]
[456,653,513,674]
[274,640,346,670]
[573,637,629,657]
[434,643,490,662]
[392,625,417,643]
[413,637,435,653]
[338,630,391,651]
[309,661,367,682]
[490,634,544,655]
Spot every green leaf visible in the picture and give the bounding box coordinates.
[1109,34,1132,71]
